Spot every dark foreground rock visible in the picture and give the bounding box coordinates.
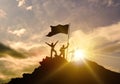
[8,56,120,84]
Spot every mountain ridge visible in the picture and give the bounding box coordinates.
[8,56,120,84]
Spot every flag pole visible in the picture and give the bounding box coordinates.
[66,24,70,60]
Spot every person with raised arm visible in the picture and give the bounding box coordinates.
[45,41,58,58]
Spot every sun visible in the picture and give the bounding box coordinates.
[73,49,86,62]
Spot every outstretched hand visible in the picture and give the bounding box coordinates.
[54,40,59,45]
[56,40,59,43]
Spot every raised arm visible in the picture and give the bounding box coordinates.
[65,43,69,49]
[45,42,51,46]
[54,40,59,46]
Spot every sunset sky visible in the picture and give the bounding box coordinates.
[0,0,120,83]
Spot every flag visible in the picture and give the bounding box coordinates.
[46,24,69,37]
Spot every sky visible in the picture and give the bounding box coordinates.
[0,0,120,83]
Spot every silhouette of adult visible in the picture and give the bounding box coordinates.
[59,43,69,58]
[45,41,58,58]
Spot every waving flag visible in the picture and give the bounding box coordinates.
[46,24,69,37]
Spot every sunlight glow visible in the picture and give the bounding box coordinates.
[73,49,85,62]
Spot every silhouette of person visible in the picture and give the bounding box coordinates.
[45,41,58,58]
[59,43,69,58]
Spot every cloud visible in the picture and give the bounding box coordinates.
[0,56,43,83]
[8,28,26,37]
[90,23,120,71]
[29,46,48,56]
[0,43,47,83]
[78,22,120,55]
[0,43,26,58]
[88,0,119,7]
[16,0,26,7]
[7,41,43,51]
[89,22,120,59]
[2,0,119,44]
[16,0,33,11]
[8,42,29,50]
[26,6,32,10]
[31,0,120,33]
[69,22,120,72]
[107,0,114,6]
[0,42,48,83]
[0,9,7,18]
[93,22,120,42]
[0,39,49,83]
